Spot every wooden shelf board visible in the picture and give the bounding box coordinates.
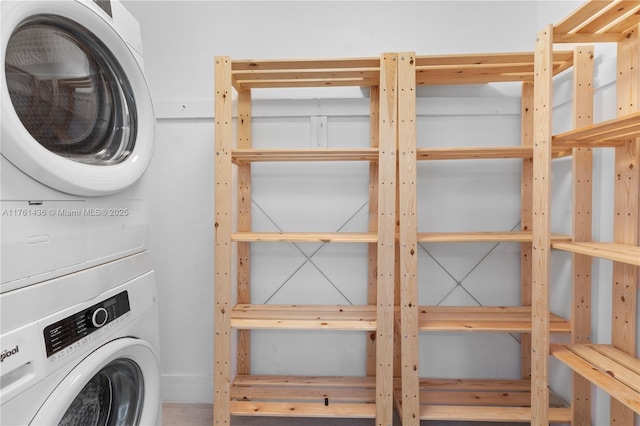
[230,304,377,330]
[230,375,376,418]
[417,232,572,243]
[414,51,573,85]
[551,344,640,414]
[393,378,570,422]
[417,146,533,160]
[231,232,377,243]
[552,242,640,266]
[552,112,640,147]
[406,306,570,333]
[231,57,381,89]
[232,148,378,164]
[236,78,380,89]
[554,1,640,39]
[231,57,381,71]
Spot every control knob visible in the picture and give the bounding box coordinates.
[90,308,109,328]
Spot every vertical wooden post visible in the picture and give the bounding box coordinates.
[572,45,594,426]
[214,56,233,425]
[521,81,534,381]
[532,25,553,426]
[376,52,397,426]
[367,86,380,377]
[611,23,639,426]
[237,89,252,375]
[398,52,419,426]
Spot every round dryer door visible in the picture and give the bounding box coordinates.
[31,338,160,425]
[1,1,154,196]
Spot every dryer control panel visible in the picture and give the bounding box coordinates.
[43,291,130,358]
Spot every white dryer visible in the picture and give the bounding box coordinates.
[0,252,161,425]
[1,0,155,292]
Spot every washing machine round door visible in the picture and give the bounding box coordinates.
[31,338,160,425]
[1,1,154,196]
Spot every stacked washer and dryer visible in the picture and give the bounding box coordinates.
[1,1,161,424]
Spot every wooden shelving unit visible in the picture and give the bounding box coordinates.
[214,54,397,425]
[214,2,639,424]
[395,50,576,426]
[534,1,640,425]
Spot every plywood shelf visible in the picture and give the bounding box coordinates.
[230,304,377,330]
[231,375,376,418]
[406,306,570,333]
[417,231,571,243]
[232,148,379,164]
[231,232,377,243]
[552,242,640,266]
[393,378,570,422]
[551,344,640,414]
[552,112,640,148]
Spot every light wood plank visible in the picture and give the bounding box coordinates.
[568,345,640,392]
[592,345,640,374]
[398,51,420,426]
[231,232,377,243]
[237,89,252,376]
[230,305,376,330]
[532,25,554,426]
[213,56,233,426]
[367,85,380,377]
[551,344,640,414]
[376,52,398,426]
[576,1,640,34]
[237,78,379,89]
[231,385,375,402]
[233,375,375,388]
[554,0,614,35]
[571,44,595,426]
[521,81,534,382]
[414,306,570,333]
[552,112,640,146]
[612,23,640,424]
[231,57,380,71]
[230,401,376,418]
[417,405,571,422]
[607,4,640,33]
[417,231,571,243]
[417,146,532,160]
[552,242,640,266]
[232,148,378,163]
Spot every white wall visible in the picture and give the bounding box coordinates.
[124,2,637,424]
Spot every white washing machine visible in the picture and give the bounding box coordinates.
[1,0,156,292]
[0,252,161,425]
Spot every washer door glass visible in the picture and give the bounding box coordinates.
[59,358,144,426]
[5,16,136,165]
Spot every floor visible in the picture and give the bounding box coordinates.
[162,403,520,426]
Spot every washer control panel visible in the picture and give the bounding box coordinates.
[43,291,130,358]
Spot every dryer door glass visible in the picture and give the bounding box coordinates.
[4,16,137,165]
[59,359,144,426]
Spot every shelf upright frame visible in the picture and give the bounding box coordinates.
[214,55,234,426]
[521,80,534,382]
[571,44,595,426]
[397,51,419,426]
[611,22,639,425]
[376,52,399,426]
[532,24,554,426]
